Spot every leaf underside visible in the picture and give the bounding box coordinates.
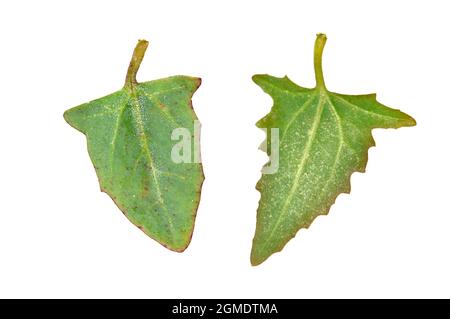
[251,74,415,265]
[64,76,204,252]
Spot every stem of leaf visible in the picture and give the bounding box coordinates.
[124,39,149,89]
[314,33,327,90]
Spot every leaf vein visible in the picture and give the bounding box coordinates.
[279,94,317,145]
[131,94,176,237]
[332,94,402,121]
[262,93,325,249]
[140,90,183,128]
[108,96,131,177]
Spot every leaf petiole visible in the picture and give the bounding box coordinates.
[124,39,149,89]
[314,33,327,90]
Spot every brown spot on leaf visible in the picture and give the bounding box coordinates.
[141,184,149,198]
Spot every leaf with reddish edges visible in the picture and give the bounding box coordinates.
[64,40,204,252]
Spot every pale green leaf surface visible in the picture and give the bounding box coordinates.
[64,40,204,252]
[251,34,415,265]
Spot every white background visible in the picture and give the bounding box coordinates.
[0,0,449,298]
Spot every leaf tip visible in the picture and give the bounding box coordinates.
[62,109,70,123]
[63,108,79,131]
[159,239,191,253]
[252,74,277,87]
[252,74,265,85]
[392,109,417,128]
[405,114,417,127]
[250,250,267,266]
[182,76,202,93]
[194,77,202,90]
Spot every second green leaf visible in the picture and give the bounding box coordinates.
[251,34,416,265]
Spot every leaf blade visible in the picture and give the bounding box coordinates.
[251,34,415,265]
[64,42,203,252]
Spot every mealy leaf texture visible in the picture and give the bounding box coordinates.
[251,34,415,265]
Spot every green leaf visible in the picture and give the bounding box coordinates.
[251,34,416,265]
[64,40,204,252]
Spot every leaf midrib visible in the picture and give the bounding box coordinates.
[129,91,176,238]
[261,90,326,249]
